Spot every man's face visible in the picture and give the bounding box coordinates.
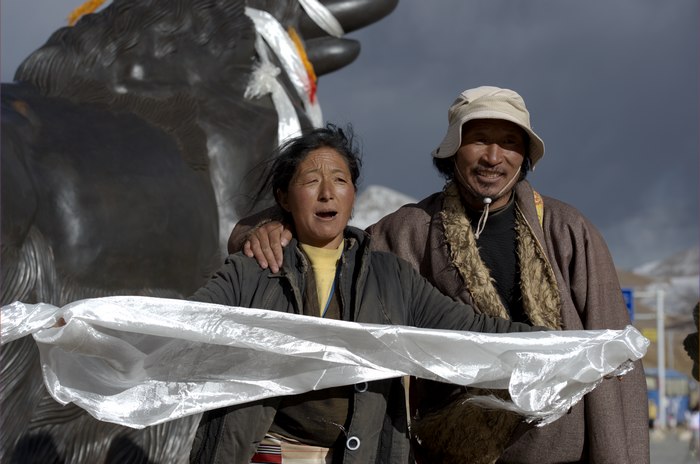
[454,119,527,210]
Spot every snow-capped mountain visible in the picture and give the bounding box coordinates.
[634,246,699,278]
[627,246,699,316]
[349,185,417,230]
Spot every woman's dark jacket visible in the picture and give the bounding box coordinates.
[188,227,533,464]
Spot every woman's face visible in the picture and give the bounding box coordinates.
[278,147,355,249]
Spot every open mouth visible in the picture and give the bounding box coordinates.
[316,210,338,219]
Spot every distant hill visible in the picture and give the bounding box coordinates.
[634,246,699,278]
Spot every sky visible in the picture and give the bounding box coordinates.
[2,0,698,270]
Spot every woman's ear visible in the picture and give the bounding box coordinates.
[276,188,291,212]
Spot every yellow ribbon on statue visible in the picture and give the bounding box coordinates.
[288,27,318,103]
[68,0,107,26]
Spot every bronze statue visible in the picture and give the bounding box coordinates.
[0,0,397,462]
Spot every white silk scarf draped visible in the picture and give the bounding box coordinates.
[1,296,648,429]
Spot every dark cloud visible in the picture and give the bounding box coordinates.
[317,0,698,269]
[3,0,697,269]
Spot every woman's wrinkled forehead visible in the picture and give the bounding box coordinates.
[294,148,349,175]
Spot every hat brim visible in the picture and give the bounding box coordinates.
[432,111,545,167]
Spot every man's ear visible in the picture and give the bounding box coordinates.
[276,188,291,212]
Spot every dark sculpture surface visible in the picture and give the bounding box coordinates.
[0,0,397,462]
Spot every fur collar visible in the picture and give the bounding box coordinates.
[440,182,562,328]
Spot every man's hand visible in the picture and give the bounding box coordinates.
[243,221,292,273]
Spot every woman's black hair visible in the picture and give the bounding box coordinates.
[255,124,362,210]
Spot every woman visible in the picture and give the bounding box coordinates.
[188,125,539,464]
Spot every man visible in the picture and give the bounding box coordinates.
[229,86,649,463]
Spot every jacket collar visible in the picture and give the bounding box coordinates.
[279,226,370,270]
[277,226,372,321]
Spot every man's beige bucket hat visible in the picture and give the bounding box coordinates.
[432,86,545,167]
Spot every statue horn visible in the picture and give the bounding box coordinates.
[305,37,360,76]
[299,0,399,39]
